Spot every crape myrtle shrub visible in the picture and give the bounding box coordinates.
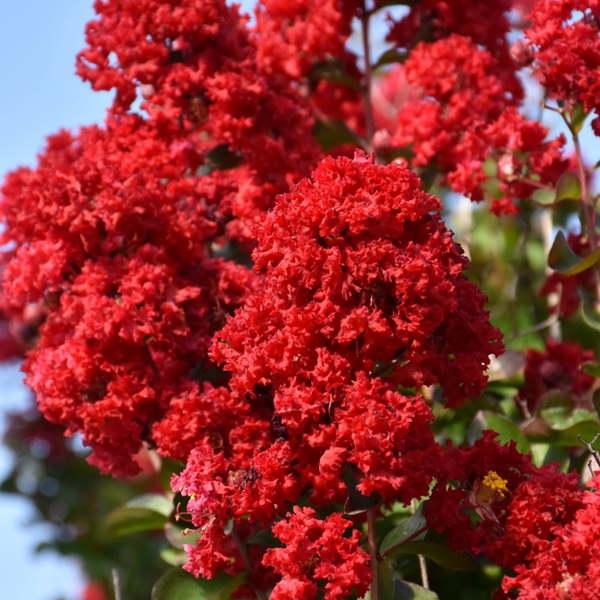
[2,0,600,599]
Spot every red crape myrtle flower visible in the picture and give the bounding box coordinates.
[263,507,371,600]
[525,0,600,135]
[501,473,600,599]
[173,153,501,579]
[517,337,595,415]
[213,152,503,408]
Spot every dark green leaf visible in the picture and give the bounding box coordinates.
[309,60,362,91]
[165,522,203,549]
[467,411,530,454]
[313,119,363,152]
[380,503,426,553]
[392,580,440,600]
[570,102,589,134]
[548,230,600,275]
[160,547,188,566]
[581,294,600,332]
[247,527,281,548]
[152,568,246,600]
[383,541,477,571]
[344,463,384,515]
[526,419,600,448]
[378,560,395,600]
[105,494,173,536]
[374,49,407,70]
[594,389,600,420]
[582,362,600,378]
[555,172,582,202]
[531,189,556,206]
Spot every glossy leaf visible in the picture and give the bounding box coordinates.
[525,419,600,448]
[594,389,600,420]
[380,503,426,553]
[570,102,589,134]
[582,362,600,378]
[374,49,407,69]
[152,568,246,600]
[165,522,203,549]
[160,547,188,566]
[467,411,530,453]
[344,463,383,515]
[581,295,600,332]
[555,172,582,202]
[392,580,440,600]
[313,119,363,152]
[383,541,477,571]
[548,230,600,275]
[105,494,173,537]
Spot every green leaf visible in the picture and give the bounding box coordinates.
[581,295,600,332]
[383,541,477,571]
[582,362,600,378]
[105,494,173,537]
[309,60,362,91]
[548,230,600,275]
[467,411,530,454]
[313,119,363,152]
[594,389,600,420]
[378,560,395,600]
[555,172,582,202]
[392,580,440,600]
[246,527,281,548]
[526,419,600,448]
[531,189,557,206]
[570,102,589,134]
[165,522,203,549]
[380,503,426,553]
[152,569,246,600]
[374,49,407,70]
[344,463,384,515]
[160,547,188,566]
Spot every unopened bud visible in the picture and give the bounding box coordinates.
[373,129,391,154]
[498,154,516,181]
[510,40,534,67]
[140,84,156,100]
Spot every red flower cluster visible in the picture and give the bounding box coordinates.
[501,473,600,598]
[425,431,535,555]
[171,153,502,580]
[525,0,600,135]
[386,0,521,99]
[77,0,320,243]
[517,338,595,415]
[0,0,324,476]
[393,35,568,214]
[214,152,503,407]
[263,507,371,600]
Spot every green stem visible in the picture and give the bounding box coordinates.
[367,509,379,600]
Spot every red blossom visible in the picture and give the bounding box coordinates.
[262,506,371,600]
[526,0,600,132]
[517,338,595,415]
[213,152,503,407]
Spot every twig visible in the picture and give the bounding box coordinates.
[360,6,375,151]
[577,433,600,480]
[412,500,429,590]
[112,568,121,600]
[378,524,429,560]
[367,509,379,600]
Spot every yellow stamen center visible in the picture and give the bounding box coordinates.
[475,471,509,504]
